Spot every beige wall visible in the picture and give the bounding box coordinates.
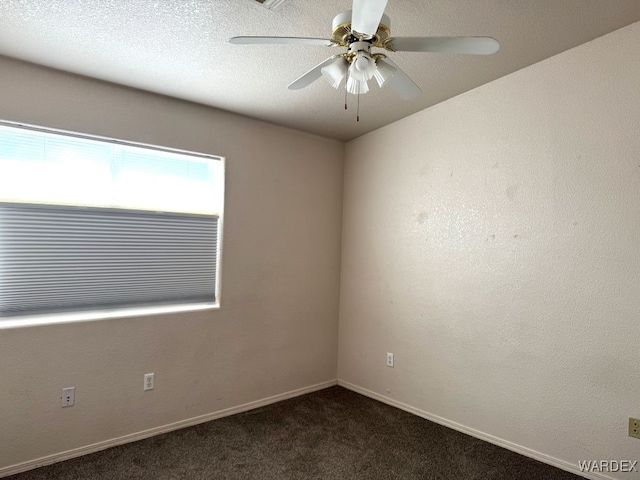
[339,22,640,478]
[0,57,344,471]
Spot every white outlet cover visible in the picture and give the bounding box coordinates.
[144,373,155,391]
[61,387,75,407]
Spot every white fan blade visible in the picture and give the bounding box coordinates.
[351,0,388,37]
[381,58,421,100]
[288,56,341,90]
[386,36,500,55]
[229,36,334,46]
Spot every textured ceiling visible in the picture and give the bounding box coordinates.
[0,0,638,141]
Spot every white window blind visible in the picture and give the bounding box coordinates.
[0,121,224,319]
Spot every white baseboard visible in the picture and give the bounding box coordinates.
[0,379,337,478]
[338,380,614,480]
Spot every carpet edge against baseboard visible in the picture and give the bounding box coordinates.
[337,380,612,480]
[0,379,338,478]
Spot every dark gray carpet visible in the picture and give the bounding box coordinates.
[11,386,581,479]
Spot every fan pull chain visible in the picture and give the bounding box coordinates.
[342,69,361,122]
[344,85,348,110]
[357,85,360,122]
[344,70,349,110]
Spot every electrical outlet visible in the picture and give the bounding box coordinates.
[629,418,640,439]
[61,387,75,407]
[386,353,394,368]
[144,373,155,391]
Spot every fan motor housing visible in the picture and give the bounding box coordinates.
[331,10,391,47]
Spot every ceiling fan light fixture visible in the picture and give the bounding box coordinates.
[321,57,348,89]
[354,53,369,72]
[348,52,376,82]
[352,51,376,80]
[373,57,397,87]
[346,76,369,95]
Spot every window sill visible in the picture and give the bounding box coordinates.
[0,303,218,329]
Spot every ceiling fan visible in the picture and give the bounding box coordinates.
[230,0,499,112]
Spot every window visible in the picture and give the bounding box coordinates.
[0,121,224,323]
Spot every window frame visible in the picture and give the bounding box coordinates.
[0,120,224,328]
